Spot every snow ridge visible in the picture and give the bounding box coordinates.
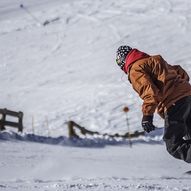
[0,131,163,148]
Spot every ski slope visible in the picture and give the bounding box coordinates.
[0,134,190,191]
[0,0,191,190]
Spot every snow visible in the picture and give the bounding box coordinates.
[0,133,190,190]
[0,132,190,191]
[0,0,191,190]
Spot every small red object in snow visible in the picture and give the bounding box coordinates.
[123,106,129,113]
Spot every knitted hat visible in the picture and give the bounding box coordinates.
[116,46,132,69]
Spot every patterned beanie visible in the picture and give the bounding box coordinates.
[116,46,132,69]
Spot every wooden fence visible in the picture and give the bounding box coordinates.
[0,108,24,132]
[67,120,144,139]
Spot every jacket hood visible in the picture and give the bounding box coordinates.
[123,49,150,73]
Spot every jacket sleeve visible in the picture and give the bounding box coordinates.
[172,65,190,81]
[129,67,160,116]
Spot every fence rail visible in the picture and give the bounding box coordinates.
[0,108,24,132]
[67,120,144,139]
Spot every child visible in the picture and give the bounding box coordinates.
[116,46,191,163]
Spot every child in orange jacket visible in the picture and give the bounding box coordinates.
[116,45,191,163]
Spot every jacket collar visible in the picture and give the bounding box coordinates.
[123,49,150,73]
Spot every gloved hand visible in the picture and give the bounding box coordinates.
[142,115,156,133]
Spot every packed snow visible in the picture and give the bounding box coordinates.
[0,0,191,190]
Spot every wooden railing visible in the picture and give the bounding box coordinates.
[0,108,24,132]
[67,120,144,139]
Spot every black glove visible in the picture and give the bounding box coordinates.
[142,115,156,133]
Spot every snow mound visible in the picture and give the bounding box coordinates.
[0,128,163,147]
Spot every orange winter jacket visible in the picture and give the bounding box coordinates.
[125,49,191,118]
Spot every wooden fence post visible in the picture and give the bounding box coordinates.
[0,108,24,132]
[32,115,35,134]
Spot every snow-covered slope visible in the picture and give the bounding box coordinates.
[0,136,190,191]
[0,0,191,190]
[1,0,191,135]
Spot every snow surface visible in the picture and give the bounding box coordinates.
[0,0,191,190]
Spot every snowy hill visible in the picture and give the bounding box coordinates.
[0,0,191,190]
[1,0,191,135]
